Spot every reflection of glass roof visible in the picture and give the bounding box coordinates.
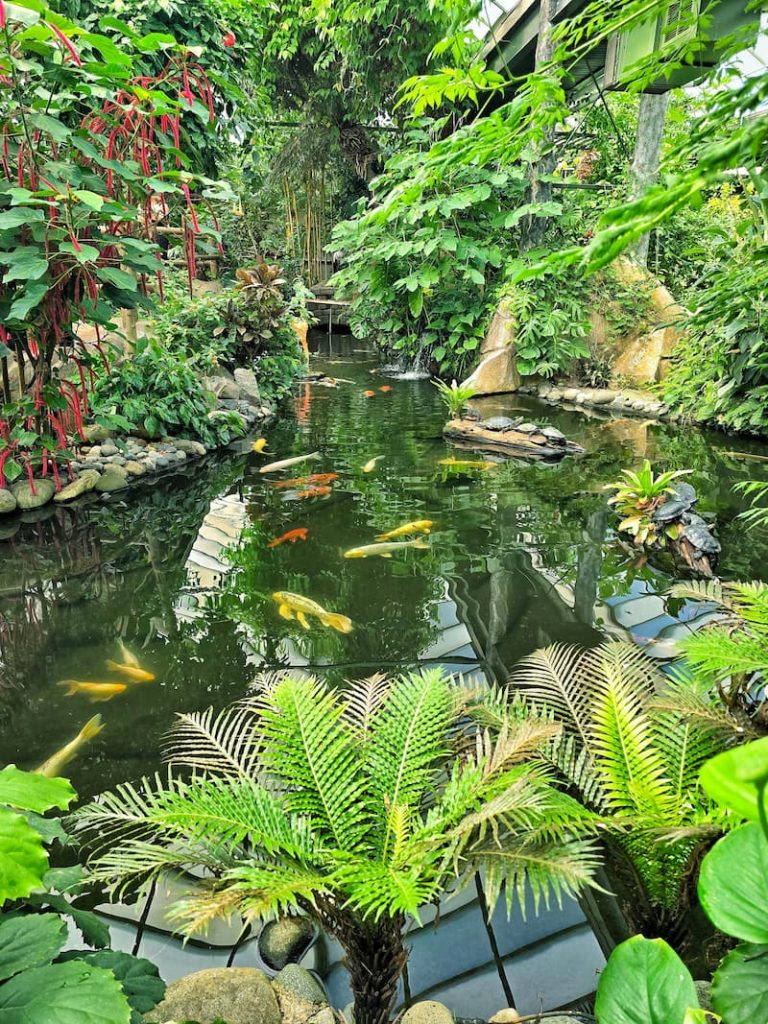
[470,0,522,39]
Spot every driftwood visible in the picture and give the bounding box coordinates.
[443,418,585,461]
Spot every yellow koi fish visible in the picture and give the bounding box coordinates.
[259,452,320,474]
[118,640,139,668]
[376,520,433,542]
[273,591,353,633]
[105,660,155,683]
[361,456,385,473]
[345,539,429,559]
[35,715,104,777]
[438,457,497,470]
[252,438,270,453]
[57,681,127,702]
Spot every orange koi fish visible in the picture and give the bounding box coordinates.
[57,681,128,702]
[268,528,309,548]
[364,390,376,398]
[272,473,339,489]
[379,385,392,393]
[295,485,332,500]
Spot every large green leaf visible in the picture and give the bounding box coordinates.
[698,823,768,942]
[700,737,768,821]
[595,936,698,1024]
[0,808,48,903]
[58,951,165,1023]
[0,208,44,230]
[0,247,48,282]
[0,766,75,813]
[7,282,49,322]
[711,943,768,1024]
[0,960,131,1024]
[0,914,66,982]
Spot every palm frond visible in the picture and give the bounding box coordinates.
[332,860,438,922]
[164,702,260,779]
[254,675,369,851]
[649,672,756,742]
[547,731,606,809]
[475,717,562,780]
[367,669,455,859]
[341,672,391,738]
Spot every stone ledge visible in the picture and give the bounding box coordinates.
[523,381,681,422]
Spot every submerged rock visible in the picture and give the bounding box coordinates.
[11,478,55,510]
[402,1000,454,1024]
[0,489,17,514]
[145,967,280,1024]
[259,915,315,971]
[54,470,101,503]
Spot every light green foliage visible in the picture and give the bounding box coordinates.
[735,479,768,530]
[432,379,478,419]
[511,642,733,926]
[91,338,245,447]
[595,935,699,1024]
[0,766,164,1024]
[73,671,600,1023]
[605,460,691,548]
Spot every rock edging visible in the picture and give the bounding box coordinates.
[520,381,681,423]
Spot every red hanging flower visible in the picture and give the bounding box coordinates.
[221,30,235,47]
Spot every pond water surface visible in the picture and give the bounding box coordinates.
[3,334,768,1015]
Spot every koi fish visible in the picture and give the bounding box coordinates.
[438,457,497,470]
[57,681,128,702]
[259,452,320,474]
[273,591,353,633]
[344,539,429,559]
[105,660,155,683]
[364,390,376,398]
[252,438,270,453]
[295,485,332,500]
[118,640,139,668]
[35,715,104,778]
[376,520,434,541]
[271,473,338,489]
[362,456,385,473]
[379,386,392,393]
[268,528,309,548]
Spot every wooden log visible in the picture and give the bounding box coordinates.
[442,418,584,461]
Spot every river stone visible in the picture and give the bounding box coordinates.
[259,916,315,971]
[95,465,128,492]
[234,367,262,406]
[144,967,280,1024]
[273,965,327,1006]
[100,442,118,456]
[81,423,112,443]
[54,470,101,503]
[172,438,207,457]
[401,1001,454,1024]
[11,478,55,510]
[0,489,17,514]
[154,456,171,470]
[274,986,322,1024]
[123,461,145,477]
[489,1011,522,1023]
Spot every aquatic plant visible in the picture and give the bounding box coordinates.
[432,378,478,420]
[605,460,692,547]
[511,641,738,942]
[594,737,768,1024]
[0,765,164,1023]
[73,670,600,1024]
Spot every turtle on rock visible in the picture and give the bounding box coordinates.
[479,416,521,432]
[681,513,721,561]
[651,482,698,525]
[541,426,566,445]
[516,422,540,434]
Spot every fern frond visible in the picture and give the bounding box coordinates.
[196,862,330,927]
[476,717,561,780]
[510,644,596,750]
[85,839,227,900]
[332,860,438,922]
[679,626,768,680]
[164,702,260,779]
[650,674,757,742]
[341,672,391,738]
[547,731,605,809]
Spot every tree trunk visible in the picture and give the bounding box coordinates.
[331,910,408,1024]
[629,92,670,267]
[523,0,557,249]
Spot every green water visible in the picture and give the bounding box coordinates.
[3,334,768,802]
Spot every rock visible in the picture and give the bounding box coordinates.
[144,967,281,1024]
[143,459,157,473]
[217,398,240,411]
[19,505,55,524]
[588,389,617,405]
[105,455,126,466]
[173,438,207,457]
[100,442,118,456]
[0,519,20,540]
[0,489,17,515]
[54,470,101,503]
[272,964,327,1006]
[562,388,579,401]
[489,1011,522,1024]
[154,456,171,470]
[310,1008,336,1024]
[259,916,315,971]
[124,461,146,477]
[172,449,188,462]
[234,367,262,406]
[203,374,241,400]
[81,424,112,443]
[85,446,101,458]
[11,478,55,510]
[274,987,322,1024]
[460,297,521,396]
[95,465,128,492]
[401,1001,454,1024]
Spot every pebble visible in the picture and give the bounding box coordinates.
[124,461,146,477]
[100,442,118,456]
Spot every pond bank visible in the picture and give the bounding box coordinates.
[519,380,674,422]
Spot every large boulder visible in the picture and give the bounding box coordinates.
[259,916,315,971]
[0,489,17,515]
[94,465,128,492]
[461,298,521,395]
[234,367,262,407]
[144,967,281,1024]
[272,964,327,1005]
[11,478,55,510]
[54,469,101,503]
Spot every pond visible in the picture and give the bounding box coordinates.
[2,333,768,1016]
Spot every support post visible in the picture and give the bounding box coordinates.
[629,92,670,267]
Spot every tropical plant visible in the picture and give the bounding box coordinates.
[510,641,739,939]
[432,378,478,420]
[735,478,768,530]
[91,337,246,446]
[605,460,692,547]
[0,764,165,1024]
[593,736,768,1024]
[72,670,601,1024]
